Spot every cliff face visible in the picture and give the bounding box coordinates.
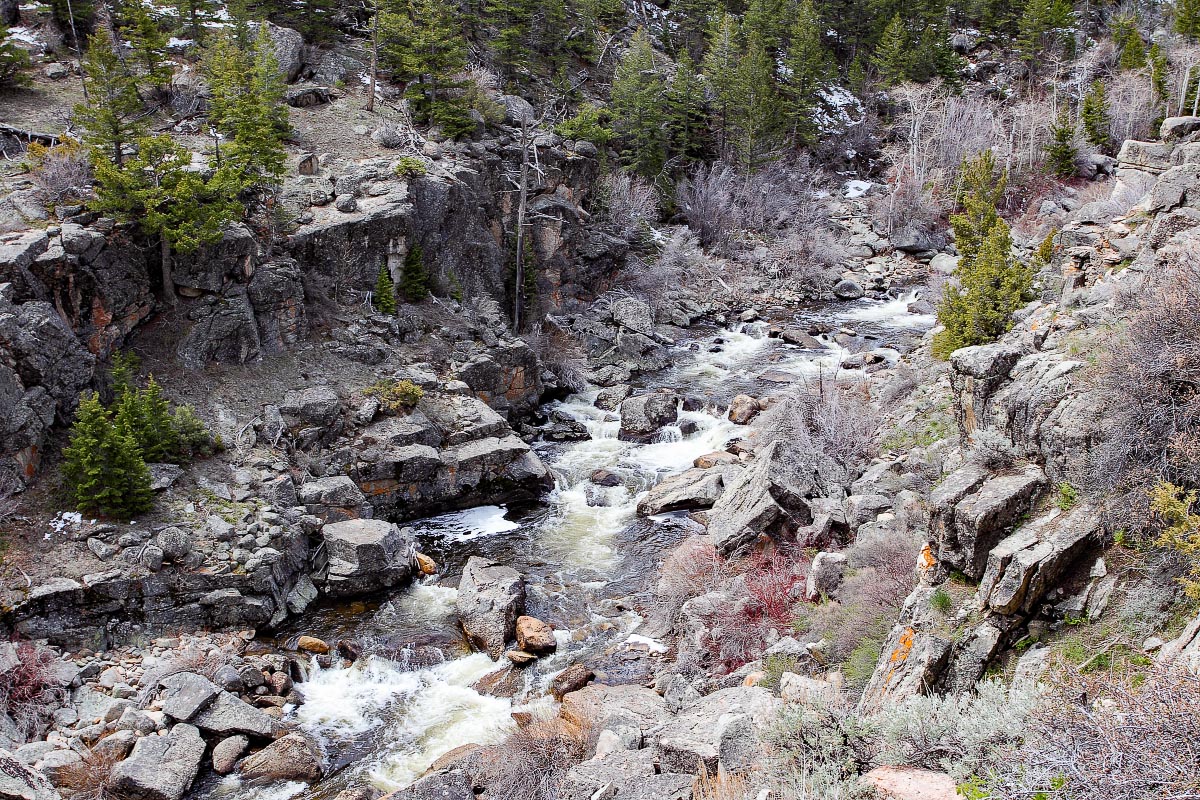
[0,115,622,492]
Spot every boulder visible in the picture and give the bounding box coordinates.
[108,723,205,800]
[382,769,473,800]
[297,636,331,654]
[237,733,324,783]
[931,464,1047,580]
[858,626,952,713]
[1159,610,1200,674]
[805,551,847,601]
[159,672,220,722]
[318,519,415,598]
[0,750,59,800]
[248,22,304,82]
[1161,116,1200,141]
[558,684,670,733]
[594,384,631,411]
[211,735,248,775]
[706,441,845,556]
[779,673,837,705]
[636,468,729,516]
[280,386,342,427]
[652,687,780,775]
[861,766,956,800]
[500,95,535,125]
[833,279,866,300]
[550,663,594,700]
[191,691,277,738]
[560,749,657,800]
[618,393,678,442]
[515,616,556,654]
[727,394,761,425]
[456,557,525,659]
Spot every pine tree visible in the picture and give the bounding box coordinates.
[1018,0,1075,66]
[730,31,786,169]
[122,3,172,95]
[380,0,467,125]
[401,244,429,302]
[205,25,288,198]
[138,376,181,462]
[62,392,154,519]
[610,28,669,178]
[909,24,962,88]
[1178,0,1200,39]
[1081,80,1111,153]
[0,22,32,88]
[1113,14,1146,71]
[1045,107,1078,178]
[92,135,239,304]
[872,14,911,86]
[933,152,1032,359]
[74,28,145,167]
[744,0,787,54]
[784,0,832,143]
[669,0,720,60]
[575,0,626,60]
[701,13,741,159]
[108,350,141,400]
[174,0,217,42]
[665,53,711,166]
[374,261,397,314]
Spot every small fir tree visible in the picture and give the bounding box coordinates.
[62,392,154,518]
[1045,107,1078,178]
[610,28,669,178]
[137,376,181,462]
[1178,0,1200,39]
[401,244,429,302]
[0,23,32,88]
[933,152,1032,359]
[701,13,741,158]
[380,0,467,125]
[74,28,146,167]
[1113,15,1146,70]
[873,14,911,86]
[122,3,172,95]
[1150,43,1170,106]
[665,53,710,166]
[374,261,397,313]
[1081,80,1111,152]
[730,31,786,169]
[1019,0,1075,65]
[784,0,832,143]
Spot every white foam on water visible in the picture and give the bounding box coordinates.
[841,291,935,329]
[425,505,520,542]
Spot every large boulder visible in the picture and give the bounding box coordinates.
[858,626,952,714]
[636,467,732,516]
[706,441,846,556]
[651,687,780,775]
[618,393,678,442]
[190,691,278,738]
[108,723,205,800]
[456,557,525,659]
[318,519,415,598]
[159,672,220,722]
[248,22,305,82]
[237,733,324,783]
[0,749,58,800]
[930,464,1047,580]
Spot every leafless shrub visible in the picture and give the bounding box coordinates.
[0,642,66,737]
[844,529,922,613]
[26,140,92,205]
[525,321,589,394]
[967,428,1018,471]
[986,666,1200,800]
[877,362,918,408]
[654,536,727,625]
[596,171,659,239]
[764,230,844,291]
[1089,257,1200,532]
[1106,71,1160,145]
[755,379,880,472]
[872,166,945,242]
[677,158,831,256]
[168,82,203,117]
[480,716,598,800]
[54,748,121,800]
[694,763,756,800]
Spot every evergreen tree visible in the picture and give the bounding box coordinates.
[610,28,669,178]
[933,152,1032,359]
[701,13,742,159]
[1018,0,1075,66]
[108,350,141,400]
[1113,14,1146,71]
[92,135,239,304]
[1045,107,1078,178]
[122,3,172,95]
[62,392,154,519]
[670,0,720,60]
[205,25,288,198]
[380,0,467,125]
[74,28,145,167]
[665,53,711,166]
[401,244,429,302]
[136,376,181,462]
[1150,42,1170,108]
[909,24,962,87]
[175,0,217,42]
[730,32,785,169]
[743,0,787,54]
[1081,80,1111,152]
[1178,0,1200,39]
[783,0,832,143]
[872,14,911,86]
[0,23,32,88]
[374,261,397,314]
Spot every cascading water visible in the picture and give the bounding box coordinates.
[200,292,934,800]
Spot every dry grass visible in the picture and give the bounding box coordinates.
[0,642,66,737]
[54,749,122,800]
[694,764,755,800]
[477,715,598,800]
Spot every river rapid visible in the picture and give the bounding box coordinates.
[201,291,934,800]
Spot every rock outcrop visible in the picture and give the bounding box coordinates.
[456,558,526,660]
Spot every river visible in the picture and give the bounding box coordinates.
[199,290,934,800]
